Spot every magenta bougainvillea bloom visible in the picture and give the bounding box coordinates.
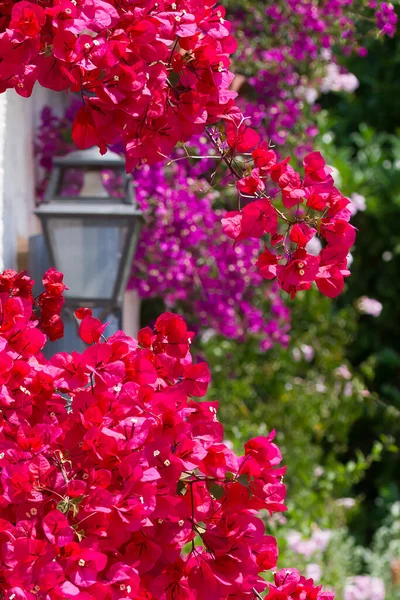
[226,0,396,160]
[0,268,333,599]
[15,0,382,310]
[0,0,240,168]
[218,139,355,299]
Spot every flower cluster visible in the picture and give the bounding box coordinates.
[344,576,385,600]
[36,104,291,350]
[266,569,334,600]
[0,268,332,600]
[36,268,67,341]
[226,0,397,154]
[219,124,356,299]
[0,267,66,343]
[131,157,291,347]
[356,296,383,317]
[374,2,398,37]
[0,0,238,167]
[287,529,332,559]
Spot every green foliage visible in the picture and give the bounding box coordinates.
[322,33,400,139]
[197,288,381,529]
[360,501,400,598]
[277,528,358,599]
[316,118,400,539]
[273,513,400,600]
[306,28,400,541]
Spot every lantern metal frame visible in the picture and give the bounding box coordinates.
[35,148,142,312]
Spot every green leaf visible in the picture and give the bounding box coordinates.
[56,499,70,514]
[237,474,250,487]
[176,480,187,496]
[208,482,225,500]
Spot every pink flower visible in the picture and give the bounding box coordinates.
[344,576,385,600]
[277,250,320,299]
[356,296,383,317]
[0,269,337,599]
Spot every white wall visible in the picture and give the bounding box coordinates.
[0,93,7,271]
[0,87,67,271]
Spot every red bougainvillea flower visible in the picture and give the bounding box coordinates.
[315,246,351,298]
[36,268,67,341]
[0,267,334,599]
[266,568,335,599]
[214,121,356,300]
[303,151,334,186]
[236,170,265,196]
[0,0,241,167]
[77,313,109,344]
[252,143,277,174]
[222,199,277,242]
[257,248,280,280]
[277,250,320,299]
[226,121,261,153]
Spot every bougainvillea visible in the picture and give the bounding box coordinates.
[1,0,395,166]
[36,104,355,320]
[0,0,240,168]
[375,1,398,38]
[1,0,395,162]
[0,1,388,596]
[0,268,333,599]
[130,160,292,346]
[225,0,397,153]
[210,125,355,299]
[4,0,363,304]
[36,103,291,350]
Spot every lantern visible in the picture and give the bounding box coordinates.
[35,147,142,314]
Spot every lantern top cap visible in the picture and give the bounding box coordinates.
[53,147,125,169]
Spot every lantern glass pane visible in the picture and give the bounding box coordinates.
[47,218,129,300]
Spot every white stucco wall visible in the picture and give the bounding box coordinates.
[0,87,67,271]
[0,93,7,271]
